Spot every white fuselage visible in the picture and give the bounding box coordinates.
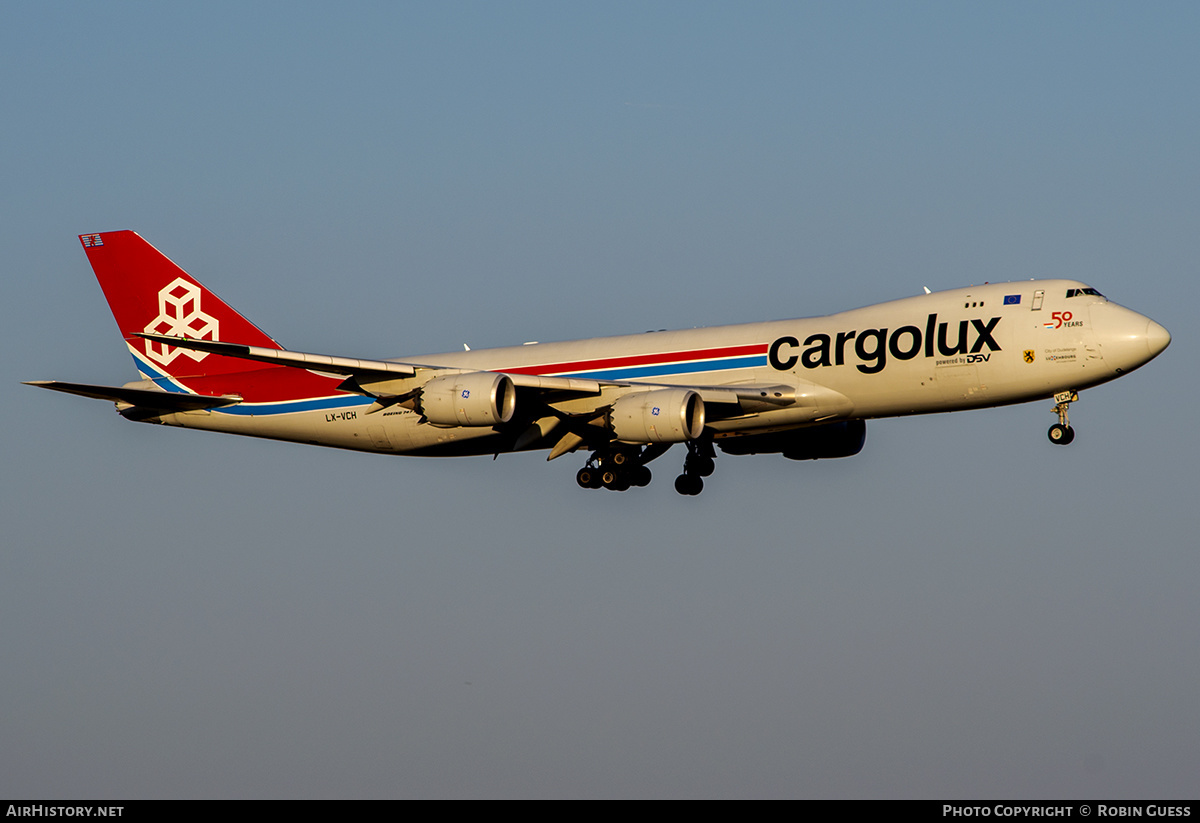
[161,279,1168,457]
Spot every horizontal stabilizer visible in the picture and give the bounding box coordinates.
[24,381,241,411]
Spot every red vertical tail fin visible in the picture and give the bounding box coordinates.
[80,231,282,380]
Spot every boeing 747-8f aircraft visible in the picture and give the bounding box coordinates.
[28,231,1170,495]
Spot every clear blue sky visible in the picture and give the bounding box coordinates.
[3,1,1197,798]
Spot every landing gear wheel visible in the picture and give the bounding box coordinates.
[602,470,631,491]
[576,467,602,489]
[631,466,652,487]
[686,455,715,477]
[1048,424,1075,445]
[674,474,703,496]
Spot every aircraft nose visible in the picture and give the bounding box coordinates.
[1089,303,1170,372]
[1146,319,1171,358]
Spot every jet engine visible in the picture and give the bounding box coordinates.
[420,372,516,426]
[717,419,866,460]
[611,388,705,443]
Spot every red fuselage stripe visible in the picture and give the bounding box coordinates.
[502,343,768,376]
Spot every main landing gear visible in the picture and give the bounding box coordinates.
[1048,390,1078,445]
[576,448,652,492]
[674,439,715,496]
[574,440,718,494]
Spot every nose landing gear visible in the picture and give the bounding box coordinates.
[1048,390,1078,445]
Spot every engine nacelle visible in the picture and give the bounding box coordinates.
[420,372,516,427]
[716,419,866,460]
[611,388,705,444]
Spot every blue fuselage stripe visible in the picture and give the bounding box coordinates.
[558,355,766,381]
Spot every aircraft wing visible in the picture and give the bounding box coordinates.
[134,333,421,379]
[135,332,604,394]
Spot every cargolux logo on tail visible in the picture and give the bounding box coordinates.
[142,278,219,366]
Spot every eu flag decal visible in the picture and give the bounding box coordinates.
[1004,294,1022,305]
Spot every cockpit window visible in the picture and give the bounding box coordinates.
[1066,287,1104,298]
